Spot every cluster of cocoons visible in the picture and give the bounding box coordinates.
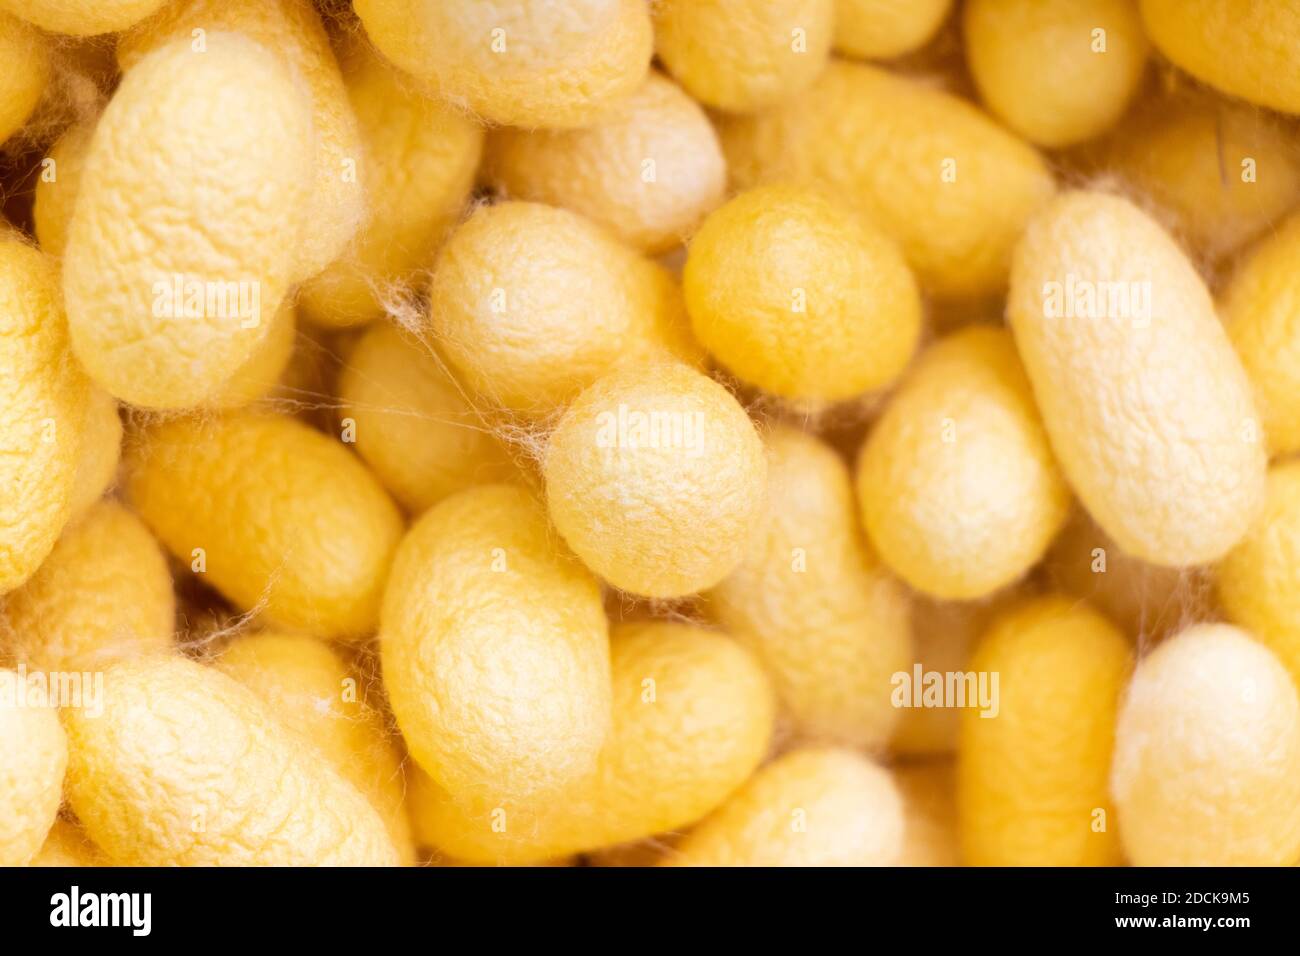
[2,0,1300,870]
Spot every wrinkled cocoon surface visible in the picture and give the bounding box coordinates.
[857,326,1071,600]
[720,61,1055,299]
[125,412,403,641]
[62,34,312,410]
[0,0,165,35]
[833,0,951,60]
[685,184,921,402]
[0,14,49,145]
[355,0,652,128]
[0,673,65,866]
[709,427,911,750]
[409,620,775,863]
[1008,191,1265,567]
[1111,623,1300,866]
[64,655,400,866]
[382,485,611,805]
[544,361,767,598]
[958,595,1131,866]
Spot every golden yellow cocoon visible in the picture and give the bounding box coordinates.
[409,620,775,863]
[720,62,1054,300]
[338,323,514,514]
[834,0,952,60]
[672,748,903,866]
[119,0,366,281]
[125,411,403,640]
[206,300,297,410]
[896,761,960,867]
[355,0,651,128]
[299,41,482,329]
[0,14,50,143]
[685,184,921,402]
[544,362,766,598]
[0,239,88,594]
[709,426,911,750]
[216,631,415,864]
[0,673,66,866]
[1008,191,1266,567]
[67,388,122,521]
[857,326,1071,600]
[29,819,107,867]
[1112,623,1300,866]
[485,71,724,254]
[0,0,165,35]
[33,120,94,259]
[3,501,174,673]
[64,655,400,866]
[1140,0,1300,114]
[62,33,313,410]
[382,485,611,805]
[958,595,1131,866]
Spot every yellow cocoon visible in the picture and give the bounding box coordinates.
[708,426,912,750]
[1111,623,1300,866]
[0,13,49,145]
[33,121,94,259]
[67,388,122,522]
[0,0,165,35]
[64,655,400,866]
[355,0,652,129]
[2,501,174,673]
[206,300,297,410]
[1140,0,1300,114]
[720,62,1055,300]
[834,0,952,60]
[216,631,415,864]
[125,411,403,641]
[62,33,313,410]
[685,184,921,402]
[29,819,107,867]
[958,595,1131,866]
[299,40,482,329]
[896,761,960,867]
[0,672,66,866]
[1008,190,1265,567]
[484,71,725,254]
[381,484,611,805]
[337,322,515,514]
[543,361,767,598]
[856,326,1071,600]
[0,238,89,594]
[671,748,903,866]
[408,620,775,863]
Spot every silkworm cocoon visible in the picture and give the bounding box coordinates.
[719,62,1054,299]
[684,184,921,402]
[206,301,297,410]
[484,71,724,254]
[67,389,122,522]
[1140,0,1300,114]
[125,411,403,640]
[298,41,482,329]
[958,595,1131,866]
[354,0,652,128]
[671,748,903,867]
[64,655,400,866]
[381,484,611,805]
[3,501,174,673]
[708,426,911,750]
[337,323,514,514]
[0,0,165,35]
[62,33,313,410]
[408,620,775,863]
[834,0,952,60]
[543,361,767,598]
[0,672,66,866]
[896,761,959,867]
[33,121,92,260]
[0,238,89,594]
[29,820,107,867]
[1111,623,1300,866]
[653,0,833,113]
[430,202,699,417]
[216,631,415,864]
[856,326,1071,600]
[118,0,365,281]
[1008,190,1266,566]
[0,14,49,145]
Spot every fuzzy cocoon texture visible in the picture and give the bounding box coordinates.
[124,412,404,641]
[1008,191,1265,567]
[833,0,952,60]
[709,426,912,750]
[33,120,94,259]
[67,389,122,522]
[0,0,166,35]
[205,300,298,410]
[62,33,313,410]
[543,361,767,598]
[0,14,50,145]
[354,0,652,128]
[0,672,66,866]
[958,595,1131,866]
[28,819,107,867]
[857,326,1071,600]
[1111,623,1300,866]
[64,655,400,866]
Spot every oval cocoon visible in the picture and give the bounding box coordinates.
[834,0,952,60]
[0,672,66,866]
